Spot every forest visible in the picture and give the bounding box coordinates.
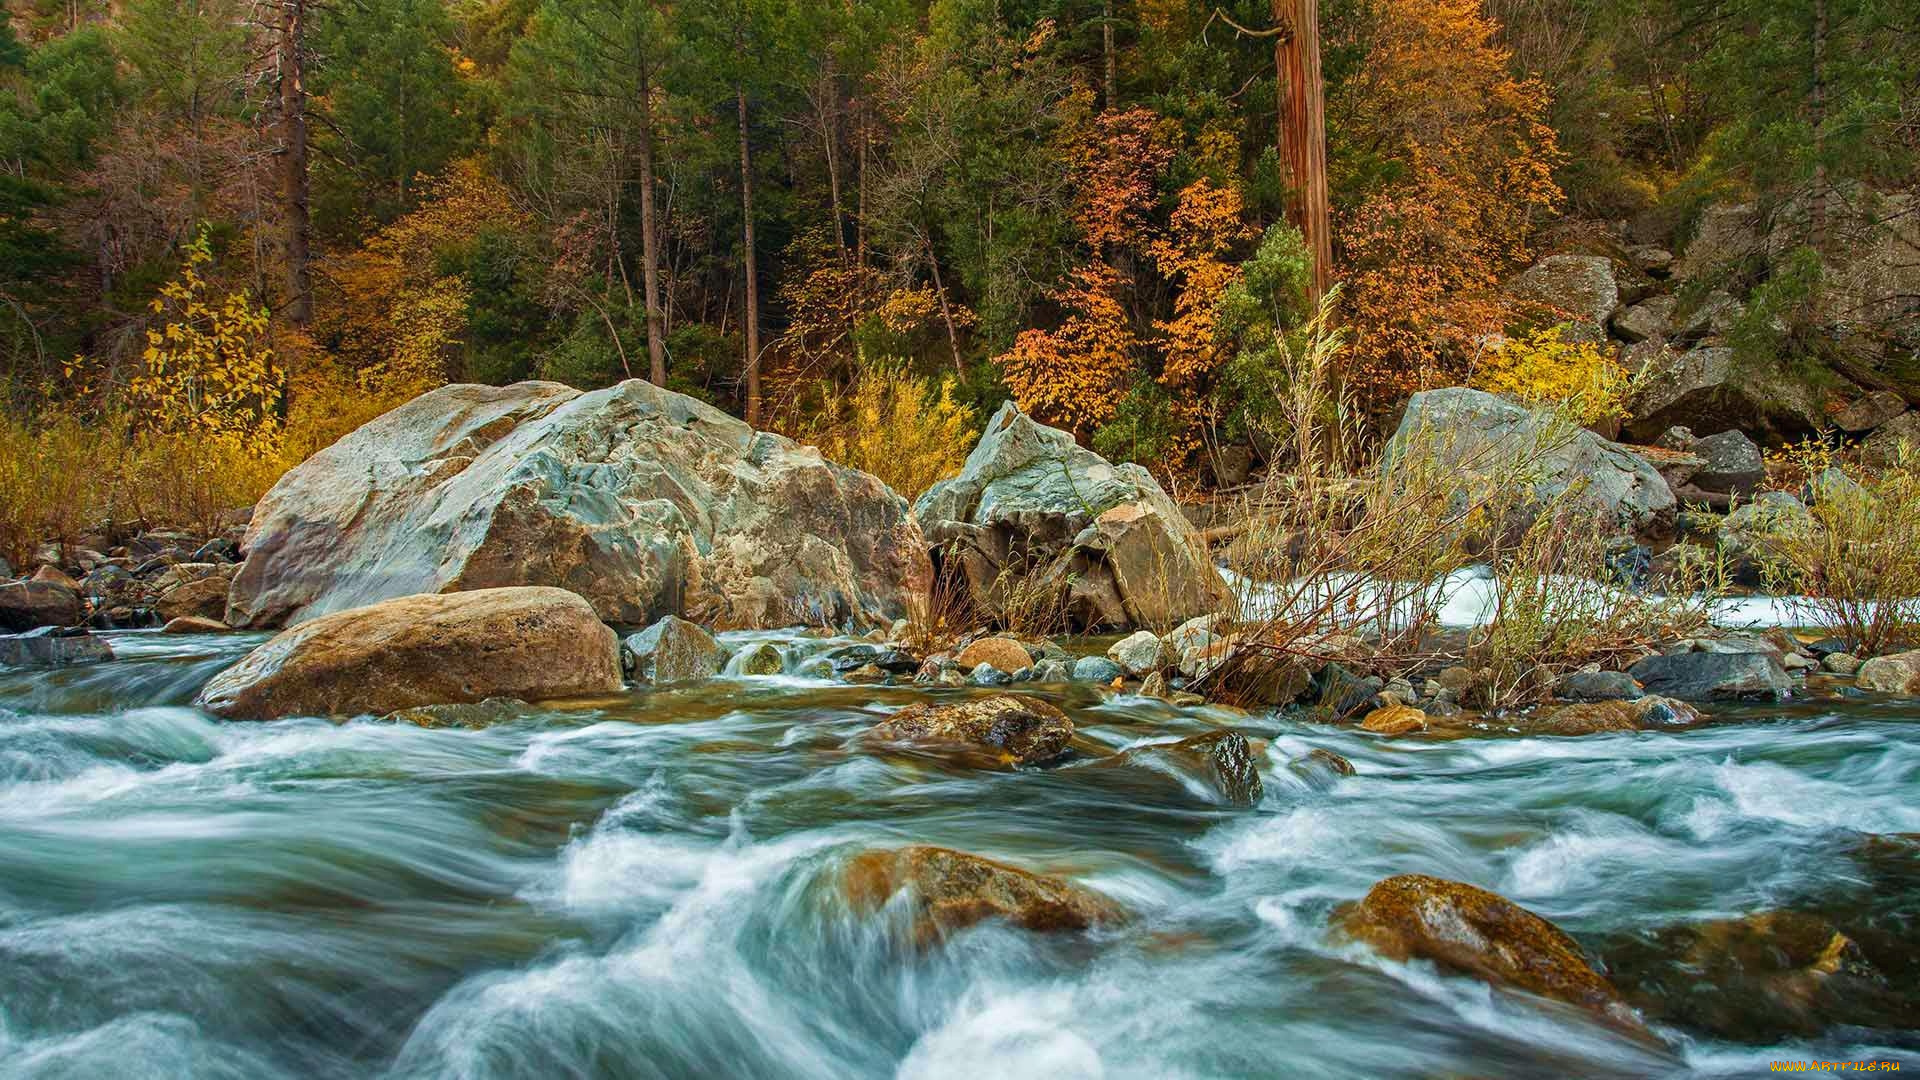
[0,0,1914,535]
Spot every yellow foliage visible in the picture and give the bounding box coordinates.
[797,367,979,499]
[1471,328,1630,427]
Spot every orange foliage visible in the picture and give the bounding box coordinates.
[1149,179,1252,390]
[999,262,1139,435]
[1334,0,1564,403]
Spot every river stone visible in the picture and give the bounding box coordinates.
[1506,254,1620,328]
[154,570,235,623]
[385,697,528,729]
[954,637,1033,674]
[914,402,1229,631]
[0,578,83,632]
[1823,652,1862,676]
[1097,730,1264,807]
[1526,696,1698,736]
[1383,388,1675,543]
[1690,430,1765,495]
[226,379,930,632]
[1628,650,1791,701]
[0,626,114,667]
[1303,748,1355,777]
[1360,704,1427,735]
[842,845,1124,946]
[869,694,1072,764]
[732,642,785,676]
[622,615,728,685]
[161,615,229,635]
[1556,669,1642,701]
[196,586,623,721]
[1856,650,1920,695]
[969,663,1012,687]
[1338,874,1639,1028]
[1030,658,1070,683]
[1106,630,1165,676]
[1071,655,1124,683]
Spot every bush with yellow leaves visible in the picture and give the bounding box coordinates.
[1470,327,1632,428]
[790,365,979,500]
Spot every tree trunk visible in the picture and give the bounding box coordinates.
[1274,0,1331,300]
[1808,0,1830,254]
[738,84,763,427]
[817,66,848,264]
[279,0,312,328]
[1102,0,1117,109]
[637,61,668,386]
[925,235,964,375]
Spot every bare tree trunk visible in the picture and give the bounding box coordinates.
[1809,0,1830,254]
[855,102,868,271]
[738,84,763,427]
[1275,0,1331,299]
[638,61,667,386]
[279,0,312,328]
[925,234,963,375]
[817,65,848,264]
[1102,0,1117,109]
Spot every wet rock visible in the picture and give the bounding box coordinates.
[842,845,1124,946]
[969,663,1013,687]
[914,402,1230,631]
[1360,704,1427,735]
[954,637,1033,675]
[843,663,889,685]
[1525,696,1699,736]
[1506,254,1620,328]
[1605,910,1899,1041]
[1106,630,1166,677]
[1856,650,1920,695]
[732,642,785,676]
[385,697,529,729]
[1628,650,1791,701]
[1071,655,1124,683]
[1030,658,1071,683]
[1337,874,1639,1028]
[1291,748,1356,783]
[1097,730,1264,807]
[1315,664,1384,721]
[0,578,84,632]
[828,644,883,673]
[869,695,1073,764]
[1384,388,1675,543]
[1139,671,1171,699]
[1689,430,1765,495]
[622,615,728,686]
[0,626,114,667]
[226,379,929,631]
[196,586,624,721]
[160,615,229,635]
[1556,669,1642,701]
[1823,652,1862,676]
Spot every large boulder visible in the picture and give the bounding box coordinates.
[1337,874,1640,1029]
[225,380,929,632]
[1623,346,1829,444]
[913,403,1229,631]
[1856,650,1920,695]
[1506,254,1620,329]
[1610,296,1676,344]
[0,578,84,632]
[154,564,237,623]
[1689,430,1766,495]
[1628,649,1791,701]
[621,615,728,685]
[196,586,623,721]
[1382,388,1676,542]
[842,845,1124,946]
[868,694,1073,765]
[1861,411,1920,467]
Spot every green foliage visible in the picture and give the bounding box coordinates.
[1092,382,1181,467]
[1728,245,1825,369]
[1212,225,1314,441]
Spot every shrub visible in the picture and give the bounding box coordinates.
[1470,327,1632,428]
[1760,448,1920,657]
[792,365,979,500]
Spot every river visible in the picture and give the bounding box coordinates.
[1,630,1915,1078]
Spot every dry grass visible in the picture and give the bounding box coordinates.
[1759,447,1920,656]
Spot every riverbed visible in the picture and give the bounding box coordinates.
[1,631,1915,1078]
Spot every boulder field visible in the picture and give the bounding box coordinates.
[224,379,931,633]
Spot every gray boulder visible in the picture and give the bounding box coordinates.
[226,380,929,632]
[1507,254,1620,329]
[1382,388,1675,542]
[1674,291,1745,345]
[1828,391,1907,434]
[914,403,1230,631]
[1556,669,1642,702]
[1690,430,1766,495]
[1106,630,1166,676]
[1071,655,1124,683]
[1610,296,1676,343]
[0,626,114,667]
[1628,650,1791,701]
[1861,411,1920,467]
[623,615,729,685]
[1624,347,1826,444]
[1674,204,1763,284]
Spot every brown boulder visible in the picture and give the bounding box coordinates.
[1338,874,1639,1028]
[155,572,233,623]
[0,579,84,631]
[843,845,1124,945]
[869,694,1072,765]
[161,615,229,634]
[195,586,623,721]
[1360,704,1428,735]
[953,636,1034,674]
[1093,730,1264,807]
[1526,696,1699,736]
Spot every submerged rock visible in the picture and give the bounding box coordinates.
[196,586,624,721]
[914,402,1229,631]
[160,615,229,635]
[623,615,728,686]
[1337,874,1640,1029]
[385,697,529,729]
[1289,747,1356,786]
[226,379,929,631]
[1092,730,1264,807]
[842,845,1124,946]
[732,641,785,676]
[0,626,113,667]
[868,694,1073,765]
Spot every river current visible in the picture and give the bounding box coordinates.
[2,630,1915,1078]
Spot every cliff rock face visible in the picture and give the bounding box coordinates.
[226,380,929,631]
[913,403,1230,631]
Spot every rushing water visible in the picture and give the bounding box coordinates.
[1,630,1915,1079]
